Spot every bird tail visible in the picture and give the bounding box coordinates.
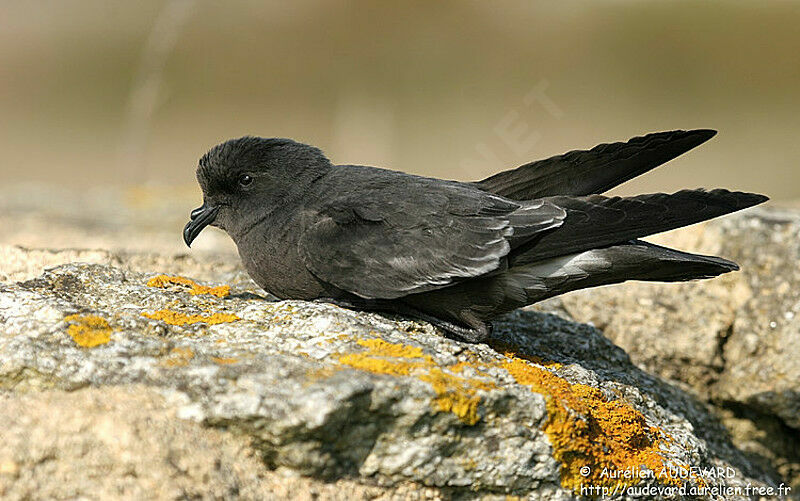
[502,240,738,308]
[511,189,767,265]
[408,240,741,327]
[474,129,717,199]
[423,240,738,326]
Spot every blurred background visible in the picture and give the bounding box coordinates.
[1,0,798,253]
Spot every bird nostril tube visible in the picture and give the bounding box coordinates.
[190,206,206,220]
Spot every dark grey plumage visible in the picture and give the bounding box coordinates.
[475,129,718,198]
[183,130,767,342]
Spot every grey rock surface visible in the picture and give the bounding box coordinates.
[554,206,800,489]
[0,260,778,499]
[0,385,442,500]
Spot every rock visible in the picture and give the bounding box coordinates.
[0,261,778,499]
[0,244,253,289]
[0,386,441,500]
[554,206,800,489]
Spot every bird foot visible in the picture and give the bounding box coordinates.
[388,305,493,343]
[426,317,493,344]
[311,297,492,344]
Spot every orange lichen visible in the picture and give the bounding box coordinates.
[333,337,699,491]
[337,352,426,376]
[336,338,494,424]
[419,368,496,425]
[63,314,112,348]
[210,356,238,365]
[355,338,426,358]
[448,362,469,373]
[163,346,194,367]
[501,354,677,490]
[142,309,240,326]
[146,275,231,298]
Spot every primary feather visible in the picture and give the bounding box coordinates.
[475,129,717,198]
[511,189,767,265]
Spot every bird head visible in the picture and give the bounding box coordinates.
[183,136,331,247]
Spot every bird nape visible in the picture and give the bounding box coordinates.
[183,129,767,343]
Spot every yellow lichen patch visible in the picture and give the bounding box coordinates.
[63,314,112,348]
[356,338,426,358]
[163,346,194,367]
[210,356,238,365]
[336,338,495,424]
[419,368,496,425]
[146,275,231,298]
[337,352,426,376]
[142,309,239,326]
[333,336,696,490]
[448,361,469,373]
[501,355,676,491]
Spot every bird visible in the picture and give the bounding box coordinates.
[183,129,767,343]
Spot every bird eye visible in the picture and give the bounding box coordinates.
[238,174,254,187]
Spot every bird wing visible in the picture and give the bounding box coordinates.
[475,129,717,199]
[299,179,565,299]
[511,189,768,265]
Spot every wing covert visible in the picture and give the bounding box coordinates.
[299,190,564,299]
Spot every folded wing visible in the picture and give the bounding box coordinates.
[475,129,717,199]
[511,189,767,265]
[299,186,566,299]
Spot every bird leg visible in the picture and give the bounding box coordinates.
[313,297,492,343]
[401,308,493,344]
[313,297,386,311]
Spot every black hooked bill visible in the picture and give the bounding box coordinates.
[183,204,219,247]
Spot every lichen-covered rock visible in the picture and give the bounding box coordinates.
[0,262,778,499]
[555,206,800,488]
